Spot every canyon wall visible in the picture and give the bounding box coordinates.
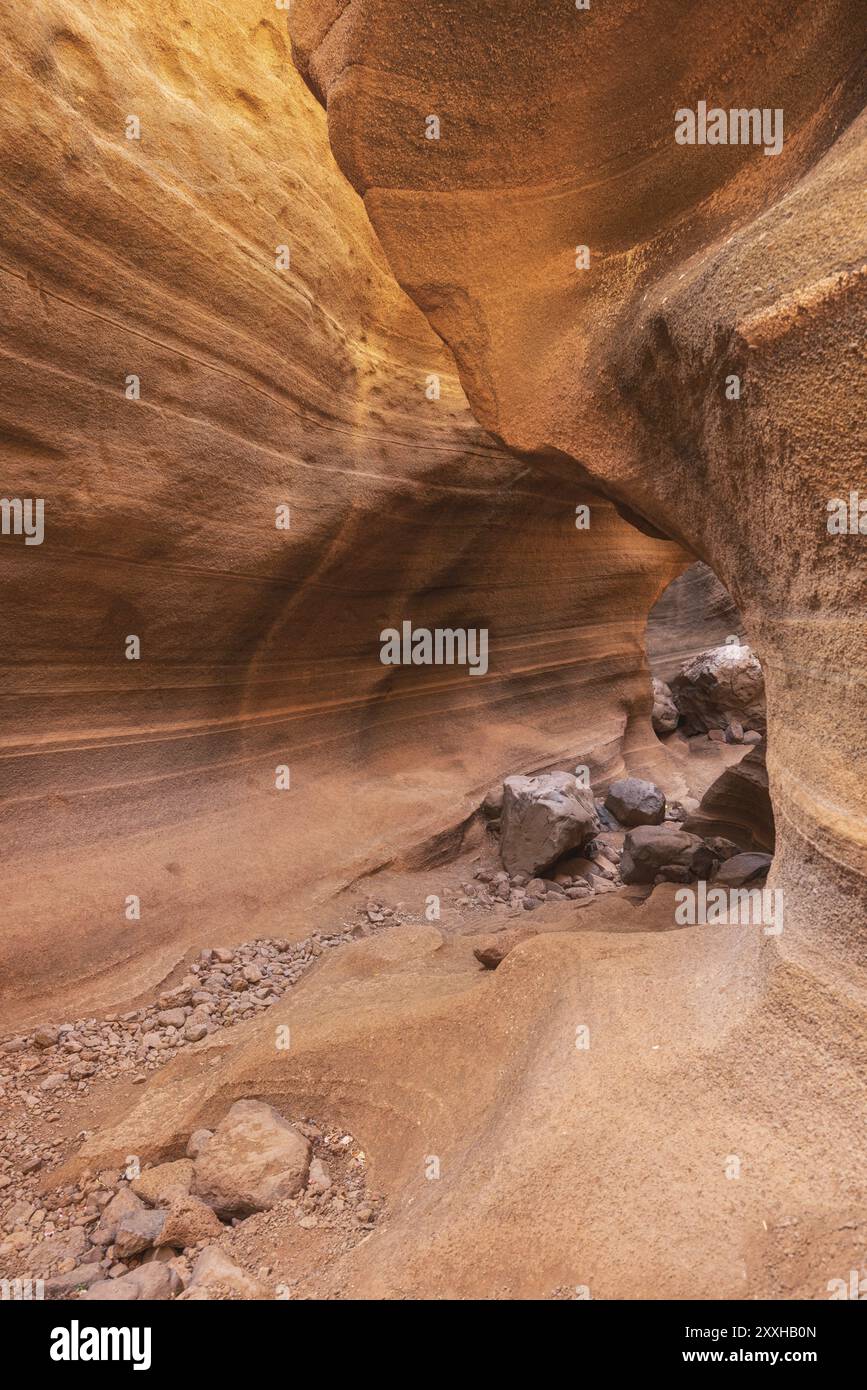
[0,0,686,1023]
[291,0,867,997]
[646,562,744,685]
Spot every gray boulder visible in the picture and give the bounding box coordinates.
[604,777,666,828]
[113,1208,166,1259]
[671,642,765,735]
[620,826,716,884]
[711,853,773,887]
[499,772,599,877]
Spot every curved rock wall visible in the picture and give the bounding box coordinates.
[0,1,687,1022]
[291,0,867,996]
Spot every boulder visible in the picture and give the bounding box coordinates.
[711,853,773,887]
[604,777,666,828]
[155,1195,224,1249]
[114,1207,166,1259]
[178,1245,269,1300]
[192,1100,312,1216]
[651,677,679,735]
[132,1159,194,1207]
[670,642,765,735]
[620,826,716,885]
[500,772,599,876]
[186,1129,213,1159]
[473,926,537,969]
[90,1187,146,1247]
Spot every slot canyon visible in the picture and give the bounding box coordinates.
[0,0,864,1308]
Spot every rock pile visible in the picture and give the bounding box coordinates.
[0,921,399,1110]
[0,1101,381,1301]
[462,841,623,915]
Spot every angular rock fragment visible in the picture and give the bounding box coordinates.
[193,1100,311,1216]
[178,1246,269,1300]
[604,777,666,828]
[651,677,679,734]
[114,1207,166,1258]
[500,772,599,876]
[132,1159,195,1207]
[155,1195,224,1249]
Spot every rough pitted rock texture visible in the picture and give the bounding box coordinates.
[620,827,716,885]
[671,643,766,735]
[193,1101,312,1217]
[605,778,666,828]
[500,773,599,877]
[292,0,867,996]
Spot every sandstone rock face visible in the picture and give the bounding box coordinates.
[605,778,666,828]
[500,773,599,877]
[0,0,688,1023]
[292,0,867,994]
[647,563,744,685]
[620,827,715,885]
[193,1101,311,1216]
[671,644,766,735]
[684,746,775,853]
